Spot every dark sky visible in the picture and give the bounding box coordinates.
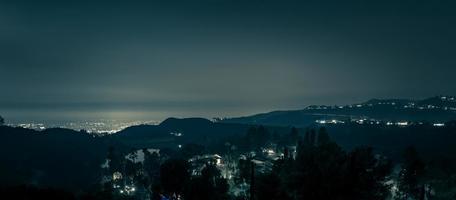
[1,0,455,122]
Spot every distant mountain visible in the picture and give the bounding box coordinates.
[220,96,456,127]
[113,117,291,149]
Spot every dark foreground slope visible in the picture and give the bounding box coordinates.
[0,126,109,191]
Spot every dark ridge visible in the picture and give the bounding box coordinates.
[159,117,213,128]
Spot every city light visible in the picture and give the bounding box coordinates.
[396,122,408,126]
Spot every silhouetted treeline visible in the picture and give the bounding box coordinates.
[325,123,456,161]
[249,128,393,200]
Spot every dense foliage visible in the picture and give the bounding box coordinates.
[252,128,393,200]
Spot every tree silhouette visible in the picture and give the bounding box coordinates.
[272,131,280,143]
[345,147,392,200]
[245,126,270,149]
[238,158,252,183]
[0,115,4,126]
[289,127,299,145]
[304,129,311,145]
[160,159,190,197]
[107,146,121,174]
[143,149,160,186]
[185,163,229,200]
[255,173,290,200]
[309,129,317,146]
[271,133,392,200]
[397,146,425,200]
[317,127,330,146]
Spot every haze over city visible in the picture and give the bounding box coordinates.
[1,1,455,123]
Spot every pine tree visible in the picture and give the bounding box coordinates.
[0,115,4,126]
[317,127,330,146]
[397,146,425,200]
[304,129,311,145]
[289,127,299,145]
[309,129,317,146]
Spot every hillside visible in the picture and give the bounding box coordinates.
[0,126,109,191]
[112,117,292,149]
[221,96,456,127]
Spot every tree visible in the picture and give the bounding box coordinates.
[272,131,280,143]
[255,173,290,200]
[345,147,392,200]
[245,126,270,149]
[396,146,426,200]
[238,159,252,183]
[143,149,160,185]
[304,129,311,145]
[245,127,258,149]
[309,129,317,146]
[160,159,190,197]
[273,131,393,200]
[107,146,121,174]
[289,127,299,145]
[317,127,330,146]
[0,115,4,126]
[179,143,205,159]
[256,126,270,147]
[185,163,229,200]
[125,159,142,181]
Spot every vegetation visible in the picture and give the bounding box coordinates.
[253,129,393,200]
[185,163,229,200]
[396,146,426,199]
[2,117,456,199]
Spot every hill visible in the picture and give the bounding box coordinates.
[112,117,292,149]
[0,126,109,191]
[221,96,456,127]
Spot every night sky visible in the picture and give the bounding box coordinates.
[1,0,455,122]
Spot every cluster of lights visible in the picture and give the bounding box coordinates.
[441,96,455,101]
[12,120,158,134]
[306,105,330,110]
[119,185,136,195]
[355,119,366,124]
[17,123,46,130]
[262,148,275,155]
[112,172,123,181]
[353,120,411,126]
[316,119,345,124]
[433,123,445,127]
[170,132,183,137]
[396,122,408,126]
